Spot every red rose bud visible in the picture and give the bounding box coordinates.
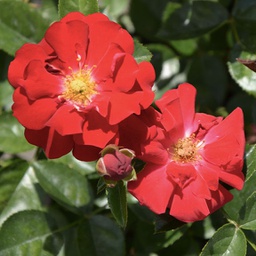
[96,145,136,184]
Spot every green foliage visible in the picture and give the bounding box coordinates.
[1,0,256,255]
[58,0,99,18]
[106,181,127,228]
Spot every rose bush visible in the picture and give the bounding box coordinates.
[128,83,245,223]
[8,11,155,161]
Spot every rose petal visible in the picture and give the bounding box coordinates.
[45,20,89,69]
[169,185,210,222]
[206,184,233,214]
[74,110,118,148]
[86,21,134,66]
[128,164,175,214]
[156,83,196,137]
[166,162,197,188]
[8,43,47,88]
[23,60,63,100]
[12,87,57,130]
[25,127,73,158]
[46,104,84,135]
[72,144,101,161]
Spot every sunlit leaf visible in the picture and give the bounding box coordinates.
[0,210,63,256]
[0,113,35,153]
[200,223,247,256]
[50,153,96,176]
[228,49,256,97]
[133,39,152,63]
[0,167,47,228]
[0,160,28,213]
[238,192,256,230]
[0,1,52,55]
[33,160,93,215]
[0,80,13,111]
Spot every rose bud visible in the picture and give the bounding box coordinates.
[96,145,136,185]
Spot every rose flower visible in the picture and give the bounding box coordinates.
[8,12,155,161]
[128,83,245,223]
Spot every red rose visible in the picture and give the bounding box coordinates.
[128,83,245,223]
[8,12,155,161]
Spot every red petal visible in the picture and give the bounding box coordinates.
[203,108,245,166]
[107,92,142,125]
[23,60,63,100]
[191,173,211,200]
[156,83,196,136]
[72,144,101,161]
[86,21,134,66]
[12,87,57,130]
[166,162,197,188]
[111,53,137,92]
[137,61,155,90]
[92,44,124,81]
[8,43,47,88]
[219,166,244,190]
[46,104,84,135]
[128,164,175,214]
[169,185,210,222]
[74,110,118,148]
[45,20,89,69]
[156,83,197,144]
[140,141,169,165]
[196,162,219,191]
[25,127,73,158]
[206,184,233,214]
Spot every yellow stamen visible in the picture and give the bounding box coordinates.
[62,65,97,107]
[172,134,203,163]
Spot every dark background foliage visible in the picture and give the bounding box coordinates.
[0,0,256,255]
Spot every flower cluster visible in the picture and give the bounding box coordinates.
[8,12,245,222]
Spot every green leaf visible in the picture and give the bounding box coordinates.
[200,223,247,256]
[233,0,256,52]
[228,48,256,97]
[238,192,256,230]
[33,160,93,214]
[0,1,52,55]
[157,1,228,40]
[0,160,28,213]
[223,144,256,222]
[0,80,13,111]
[77,215,125,256]
[133,39,153,63]
[245,144,256,181]
[0,210,63,256]
[58,0,99,19]
[51,153,96,176]
[106,181,127,228]
[0,167,48,228]
[187,55,228,110]
[0,113,35,154]
[130,0,169,39]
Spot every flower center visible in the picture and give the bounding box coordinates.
[62,66,97,107]
[172,134,203,163]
